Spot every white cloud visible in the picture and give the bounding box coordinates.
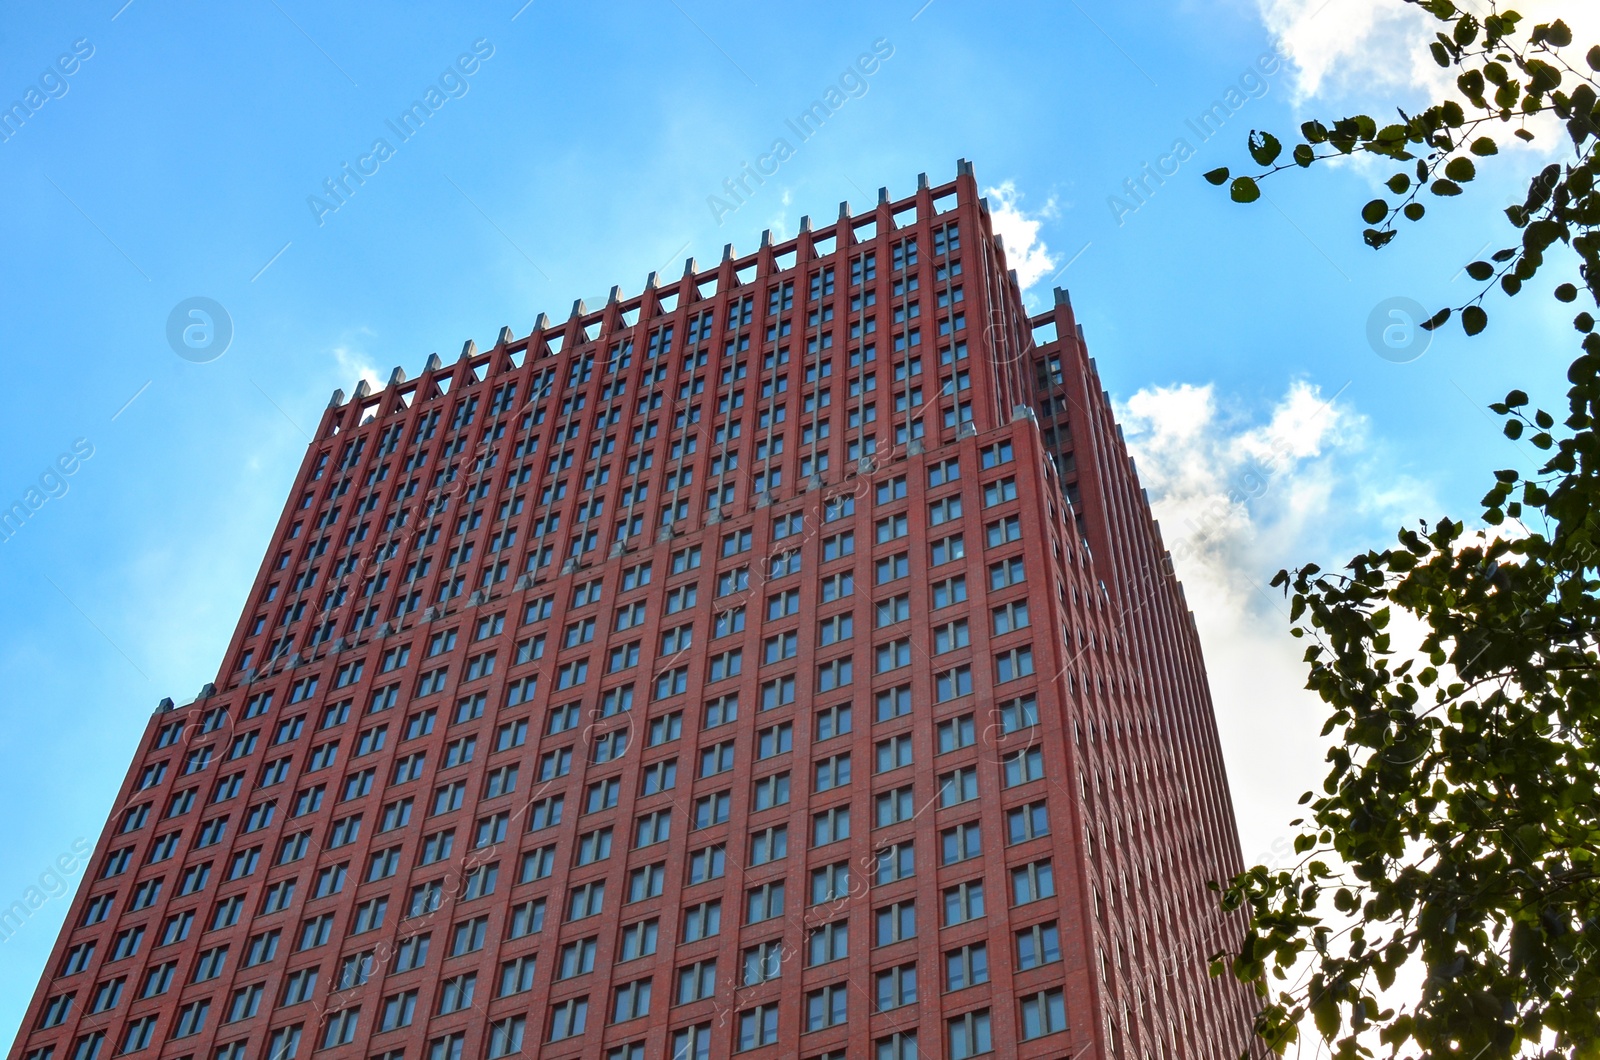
[1117,379,1433,866]
[983,181,1057,292]
[331,332,383,395]
[1260,0,1600,108]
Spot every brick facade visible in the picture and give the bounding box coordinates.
[10,161,1255,1060]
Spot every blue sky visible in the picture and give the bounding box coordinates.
[0,0,1583,1039]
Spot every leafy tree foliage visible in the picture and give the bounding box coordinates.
[1204,3,1600,1058]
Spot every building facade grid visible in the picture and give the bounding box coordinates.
[11,161,1254,1060]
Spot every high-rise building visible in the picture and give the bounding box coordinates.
[11,162,1255,1060]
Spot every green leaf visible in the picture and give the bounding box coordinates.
[1362,199,1389,224]
[1385,174,1411,194]
[1302,120,1329,143]
[1249,130,1283,166]
[1432,179,1463,196]
[1469,136,1498,156]
[1421,307,1452,331]
[1444,157,1477,182]
[1294,144,1316,168]
[1203,167,1230,186]
[1589,44,1600,70]
[1465,261,1494,281]
[1504,389,1528,407]
[1230,176,1261,203]
[1555,283,1577,302]
[1403,202,1426,221]
[1576,312,1595,333]
[1462,305,1488,335]
[1541,19,1573,47]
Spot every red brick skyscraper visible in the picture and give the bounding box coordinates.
[12,162,1255,1060]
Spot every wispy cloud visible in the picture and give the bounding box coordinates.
[1117,379,1433,858]
[331,330,384,393]
[1258,0,1600,106]
[984,180,1058,292]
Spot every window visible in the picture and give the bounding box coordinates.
[937,714,975,753]
[568,881,606,921]
[743,942,782,986]
[936,665,974,702]
[509,898,546,939]
[757,722,792,758]
[875,901,915,945]
[628,863,666,902]
[450,916,488,956]
[746,882,784,924]
[806,983,849,1030]
[875,963,917,1011]
[395,933,429,972]
[1007,801,1051,843]
[812,861,850,904]
[682,900,721,941]
[876,734,913,772]
[993,599,1030,635]
[619,918,659,963]
[866,688,909,727]
[694,790,730,829]
[814,753,850,792]
[940,767,980,807]
[1013,860,1056,905]
[1017,921,1063,969]
[352,897,388,934]
[752,771,790,810]
[817,658,852,691]
[1000,697,1039,736]
[648,712,682,746]
[942,823,982,865]
[875,842,914,883]
[929,495,962,526]
[170,999,214,1040]
[948,1009,993,1059]
[876,552,909,583]
[995,647,1035,682]
[815,704,851,740]
[932,575,968,609]
[990,557,1025,589]
[1016,988,1070,1040]
[701,741,735,777]
[597,977,652,1030]
[931,534,965,565]
[749,825,788,864]
[876,786,915,826]
[944,881,985,925]
[1005,746,1045,786]
[281,967,318,1006]
[947,942,989,990]
[548,997,588,1042]
[813,806,849,846]
[737,1005,780,1050]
